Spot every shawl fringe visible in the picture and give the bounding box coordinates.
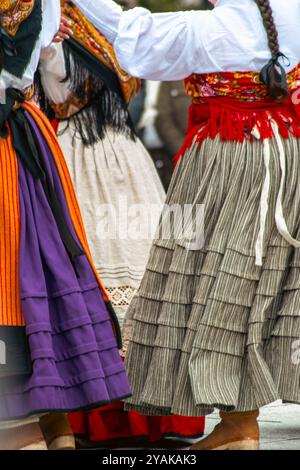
[36,40,136,146]
[175,99,300,166]
[61,40,136,146]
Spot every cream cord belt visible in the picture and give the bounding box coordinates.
[255,119,300,266]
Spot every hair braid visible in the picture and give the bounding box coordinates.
[255,0,289,102]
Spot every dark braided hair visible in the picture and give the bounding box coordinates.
[255,0,289,102]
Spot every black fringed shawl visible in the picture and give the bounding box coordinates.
[37,38,136,147]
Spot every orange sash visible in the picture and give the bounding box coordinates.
[0,103,109,327]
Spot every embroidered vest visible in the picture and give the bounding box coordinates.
[0,0,42,78]
[0,0,35,36]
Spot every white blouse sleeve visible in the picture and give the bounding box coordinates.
[72,0,212,81]
[39,42,72,104]
[41,0,61,48]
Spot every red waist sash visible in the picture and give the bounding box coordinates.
[175,96,300,165]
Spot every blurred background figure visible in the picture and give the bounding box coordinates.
[128,0,212,191]
[132,80,190,191]
[155,80,191,190]
[134,80,171,190]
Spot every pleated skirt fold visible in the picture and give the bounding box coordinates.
[125,132,300,416]
[0,103,131,421]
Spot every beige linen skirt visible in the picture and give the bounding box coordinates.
[58,121,165,325]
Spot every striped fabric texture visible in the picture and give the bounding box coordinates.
[0,102,110,328]
[0,132,23,326]
[124,131,300,416]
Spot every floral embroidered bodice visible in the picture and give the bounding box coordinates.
[185,64,300,103]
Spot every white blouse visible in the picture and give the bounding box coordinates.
[39,42,72,105]
[0,0,60,93]
[73,0,300,81]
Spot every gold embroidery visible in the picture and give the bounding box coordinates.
[185,63,300,104]
[0,0,35,36]
[63,2,141,104]
[51,93,89,121]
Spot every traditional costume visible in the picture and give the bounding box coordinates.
[38,3,205,445]
[72,0,300,450]
[38,4,164,325]
[0,0,131,449]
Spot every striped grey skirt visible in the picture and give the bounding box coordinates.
[124,129,300,417]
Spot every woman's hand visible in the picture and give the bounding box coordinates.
[53,16,73,43]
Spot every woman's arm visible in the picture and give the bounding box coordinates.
[70,0,123,44]
[71,0,212,81]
